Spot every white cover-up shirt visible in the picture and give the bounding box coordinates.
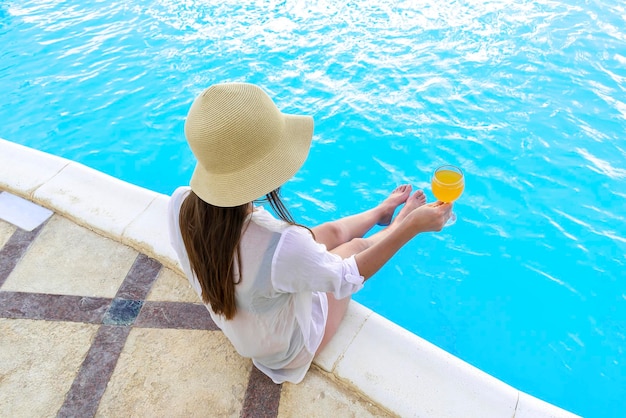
[168,187,364,384]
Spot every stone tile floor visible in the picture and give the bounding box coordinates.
[0,214,391,417]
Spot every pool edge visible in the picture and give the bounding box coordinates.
[0,137,579,417]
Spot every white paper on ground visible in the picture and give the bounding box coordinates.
[0,192,53,231]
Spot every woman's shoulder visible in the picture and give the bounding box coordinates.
[249,206,293,232]
[168,186,191,216]
[171,186,191,200]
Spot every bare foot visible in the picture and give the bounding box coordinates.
[393,190,427,225]
[376,184,412,226]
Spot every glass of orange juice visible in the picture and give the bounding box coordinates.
[431,164,464,226]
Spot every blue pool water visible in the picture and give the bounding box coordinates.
[1,0,625,415]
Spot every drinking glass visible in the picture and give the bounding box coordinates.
[431,165,464,226]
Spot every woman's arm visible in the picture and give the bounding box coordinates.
[332,202,452,280]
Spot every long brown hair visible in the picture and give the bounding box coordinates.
[179,188,308,319]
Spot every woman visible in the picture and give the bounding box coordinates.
[168,83,452,384]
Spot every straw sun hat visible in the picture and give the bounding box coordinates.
[185,83,314,207]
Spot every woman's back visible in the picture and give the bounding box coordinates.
[169,186,323,383]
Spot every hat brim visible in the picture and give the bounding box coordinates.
[190,114,314,207]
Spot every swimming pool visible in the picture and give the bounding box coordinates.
[1,0,624,415]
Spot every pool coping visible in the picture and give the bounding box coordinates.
[0,137,579,417]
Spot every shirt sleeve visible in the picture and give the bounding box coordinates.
[271,225,365,299]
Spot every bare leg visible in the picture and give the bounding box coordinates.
[316,293,351,356]
[312,185,412,251]
[328,190,426,259]
[316,190,426,356]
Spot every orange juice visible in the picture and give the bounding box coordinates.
[432,169,464,203]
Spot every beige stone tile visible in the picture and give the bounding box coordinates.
[97,328,251,417]
[0,219,17,249]
[0,318,99,417]
[146,267,199,303]
[2,215,137,298]
[278,367,392,418]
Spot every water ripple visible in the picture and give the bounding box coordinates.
[575,148,626,179]
[524,263,581,298]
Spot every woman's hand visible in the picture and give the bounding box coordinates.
[353,200,452,281]
[403,201,452,233]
